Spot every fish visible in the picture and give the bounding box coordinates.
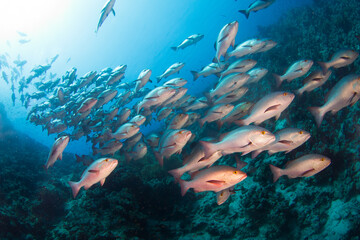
[163,78,187,87]
[213,87,248,105]
[96,0,116,33]
[129,115,146,126]
[168,149,222,183]
[216,187,234,205]
[269,154,331,182]
[295,70,332,96]
[255,39,277,53]
[308,74,360,127]
[214,21,239,63]
[178,165,247,196]
[251,128,311,158]
[68,158,118,198]
[94,89,118,109]
[235,91,294,126]
[273,60,314,87]
[154,129,192,167]
[156,62,185,82]
[318,49,359,74]
[92,140,123,156]
[209,73,250,99]
[44,136,69,170]
[238,0,276,19]
[110,123,140,140]
[77,98,98,113]
[135,69,152,93]
[183,97,208,112]
[221,59,257,77]
[198,103,234,127]
[157,107,173,121]
[137,86,176,113]
[246,67,268,84]
[190,62,226,81]
[226,39,265,59]
[19,39,31,44]
[167,113,189,129]
[171,34,204,51]
[145,133,160,148]
[218,102,253,128]
[215,155,248,205]
[125,142,148,162]
[200,125,275,158]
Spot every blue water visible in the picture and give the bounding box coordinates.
[0,0,312,154]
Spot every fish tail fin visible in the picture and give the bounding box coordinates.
[273,73,283,88]
[68,181,81,198]
[269,164,282,183]
[154,150,164,167]
[170,47,178,51]
[190,71,199,81]
[199,140,217,158]
[238,10,249,19]
[178,179,190,196]
[317,61,328,74]
[168,168,184,183]
[308,106,324,127]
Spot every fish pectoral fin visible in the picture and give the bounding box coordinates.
[111,8,115,16]
[58,153,63,160]
[295,68,303,72]
[300,168,316,177]
[218,33,229,43]
[264,104,281,113]
[145,96,158,100]
[100,178,106,186]
[278,140,293,145]
[88,169,100,174]
[163,143,176,149]
[206,180,226,187]
[275,112,281,120]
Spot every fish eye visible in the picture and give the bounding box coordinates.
[299,131,303,134]
[304,60,308,62]
[105,158,109,162]
[283,92,288,96]
[179,130,184,134]
[220,192,224,197]
[321,158,324,161]
[261,131,266,135]
[234,171,238,174]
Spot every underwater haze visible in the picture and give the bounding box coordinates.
[0,0,359,239]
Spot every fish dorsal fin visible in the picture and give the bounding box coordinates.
[206,180,226,187]
[163,143,176,149]
[111,9,116,16]
[264,104,281,113]
[214,41,217,51]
